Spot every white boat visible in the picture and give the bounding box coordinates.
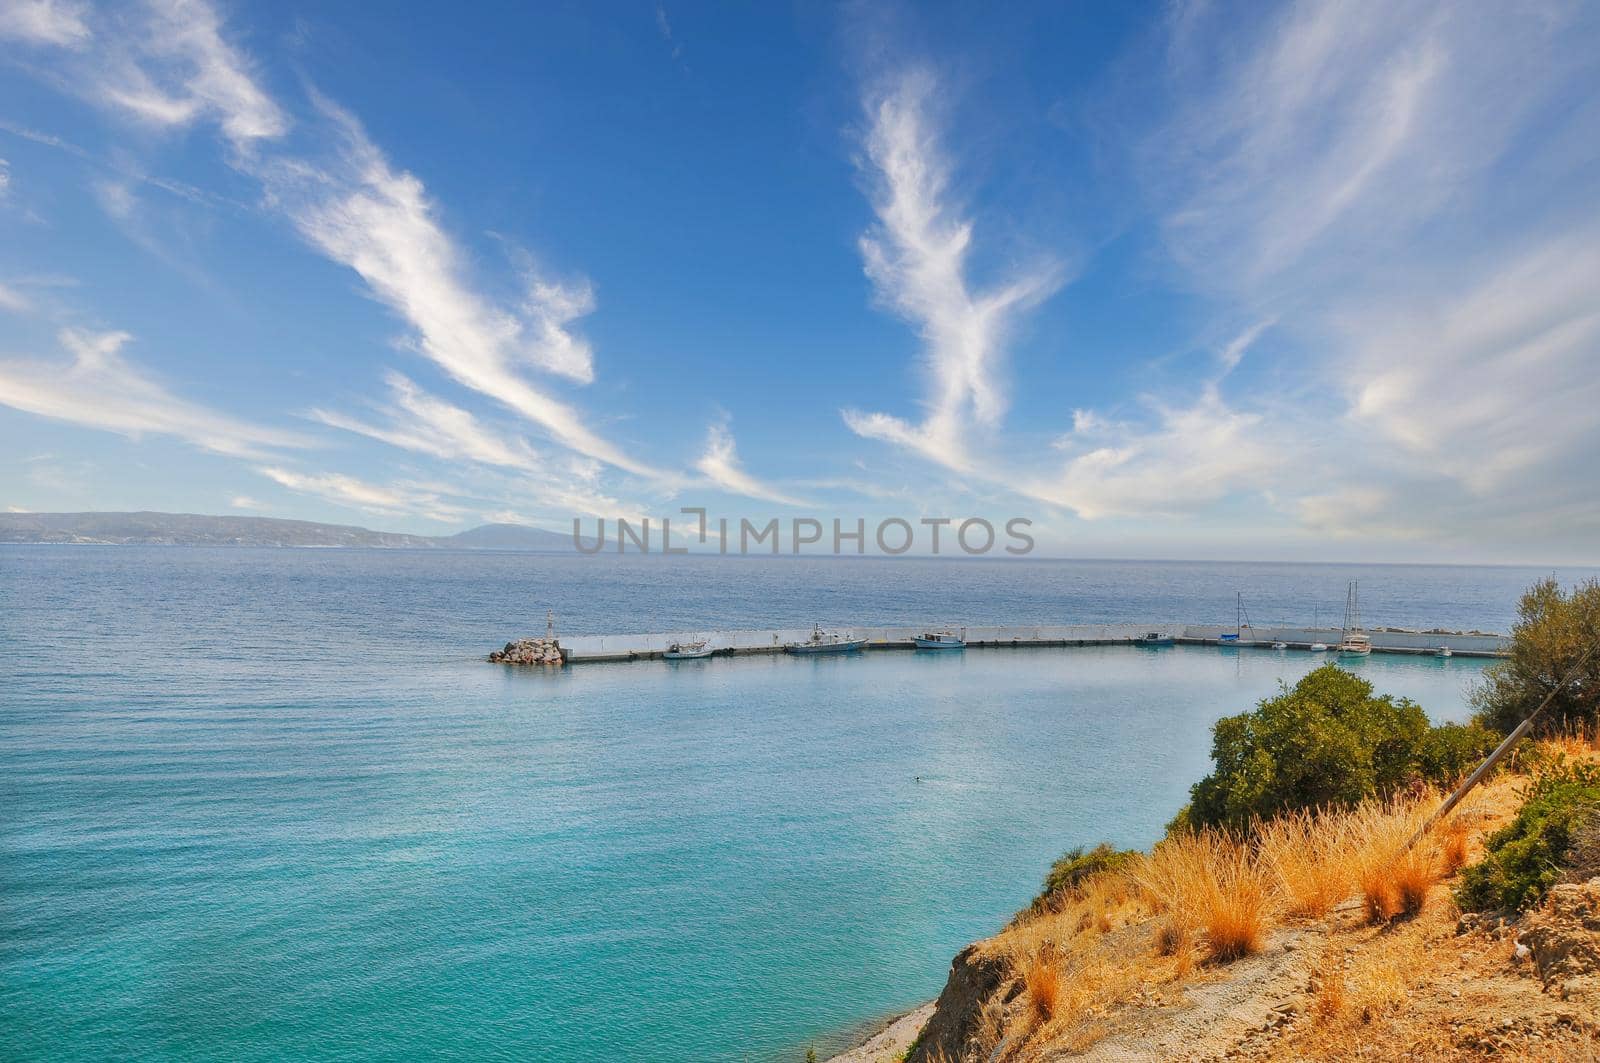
[1436,646,1453,658]
[1338,632,1372,657]
[664,639,712,660]
[1310,642,1330,652]
[1337,581,1372,657]
[1272,641,1288,650]
[785,625,866,655]
[914,629,966,650]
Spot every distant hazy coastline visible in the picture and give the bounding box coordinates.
[0,512,570,551]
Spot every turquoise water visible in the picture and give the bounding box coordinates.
[4,549,1593,1061]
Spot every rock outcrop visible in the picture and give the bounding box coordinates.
[488,638,564,665]
[1520,876,1600,1000]
[908,943,1012,1062]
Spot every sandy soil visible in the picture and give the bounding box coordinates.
[826,1003,936,1063]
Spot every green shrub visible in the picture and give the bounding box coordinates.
[1472,577,1600,736]
[1417,722,1503,786]
[1454,758,1600,913]
[1187,665,1433,832]
[1030,843,1138,909]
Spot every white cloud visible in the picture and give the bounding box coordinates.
[695,421,806,506]
[0,328,311,457]
[1340,227,1600,493]
[843,69,1063,471]
[0,282,31,314]
[256,99,665,479]
[256,465,466,523]
[1217,319,1275,373]
[0,0,89,47]
[1028,388,1281,520]
[0,156,10,197]
[229,493,263,510]
[97,0,287,147]
[310,371,540,469]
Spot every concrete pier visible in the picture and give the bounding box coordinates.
[527,623,1510,665]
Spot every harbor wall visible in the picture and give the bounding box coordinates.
[551,624,1510,663]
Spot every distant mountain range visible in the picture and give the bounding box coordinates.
[0,512,575,551]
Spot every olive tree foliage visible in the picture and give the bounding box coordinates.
[1472,577,1600,736]
[1185,665,1432,832]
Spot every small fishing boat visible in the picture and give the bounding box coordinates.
[1272,641,1288,650]
[914,629,966,650]
[785,625,866,655]
[664,639,712,660]
[1310,642,1330,652]
[1133,631,1175,646]
[1337,580,1373,657]
[1435,646,1453,658]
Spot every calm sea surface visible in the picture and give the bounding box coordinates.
[4,549,1596,1062]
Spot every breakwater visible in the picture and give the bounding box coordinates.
[503,623,1510,664]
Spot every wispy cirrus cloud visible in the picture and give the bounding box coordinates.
[843,69,1063,472]
[0,327,311,457]
[310,371,540,470]
[695,420,807,506]
[0,0,89,48]
[0,282,31,314]
[5,0,712,504]
[256,465,468,523]
[261,99,648,474]
[1124,0,1600,547]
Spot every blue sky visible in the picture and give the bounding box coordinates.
[2,0,1598,562]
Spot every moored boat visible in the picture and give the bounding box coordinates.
[914,629,966,649]
[664,639,713,660]
[1337,580,1373,657]
[785,625,866,655]
[1435,646,1453,658]
[1133,631,1175,646]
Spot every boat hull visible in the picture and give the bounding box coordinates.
[785,640,866,655]
[664,648,713,660]
[1133,636,1174,646]
[914,637,965,649]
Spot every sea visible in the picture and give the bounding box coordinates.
[3,548,1595,1062]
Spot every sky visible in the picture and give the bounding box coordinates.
[1,0,1598,563]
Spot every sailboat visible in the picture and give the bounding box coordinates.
[1219,592,1255,647]
[1338,581,1372,658]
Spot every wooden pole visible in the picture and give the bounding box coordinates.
[1406,638,1600,850]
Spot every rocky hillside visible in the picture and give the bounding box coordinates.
[836,737,1600,1062]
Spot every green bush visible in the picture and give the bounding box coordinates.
[1455,758,1600,913]
[1472,577,1600,736]
[1030,843,1139,910]
[1417,722,1503,786]
[1187,665,1434,832]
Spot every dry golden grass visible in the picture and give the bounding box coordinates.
[1438,816,1471,874]
[1347,796,1443,923]
[1022,949,1062,1024]
[1541,719,1600,758]
[1258,810,1355,918]
[1203,843,1270,960]
[1136,831,1269,962]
